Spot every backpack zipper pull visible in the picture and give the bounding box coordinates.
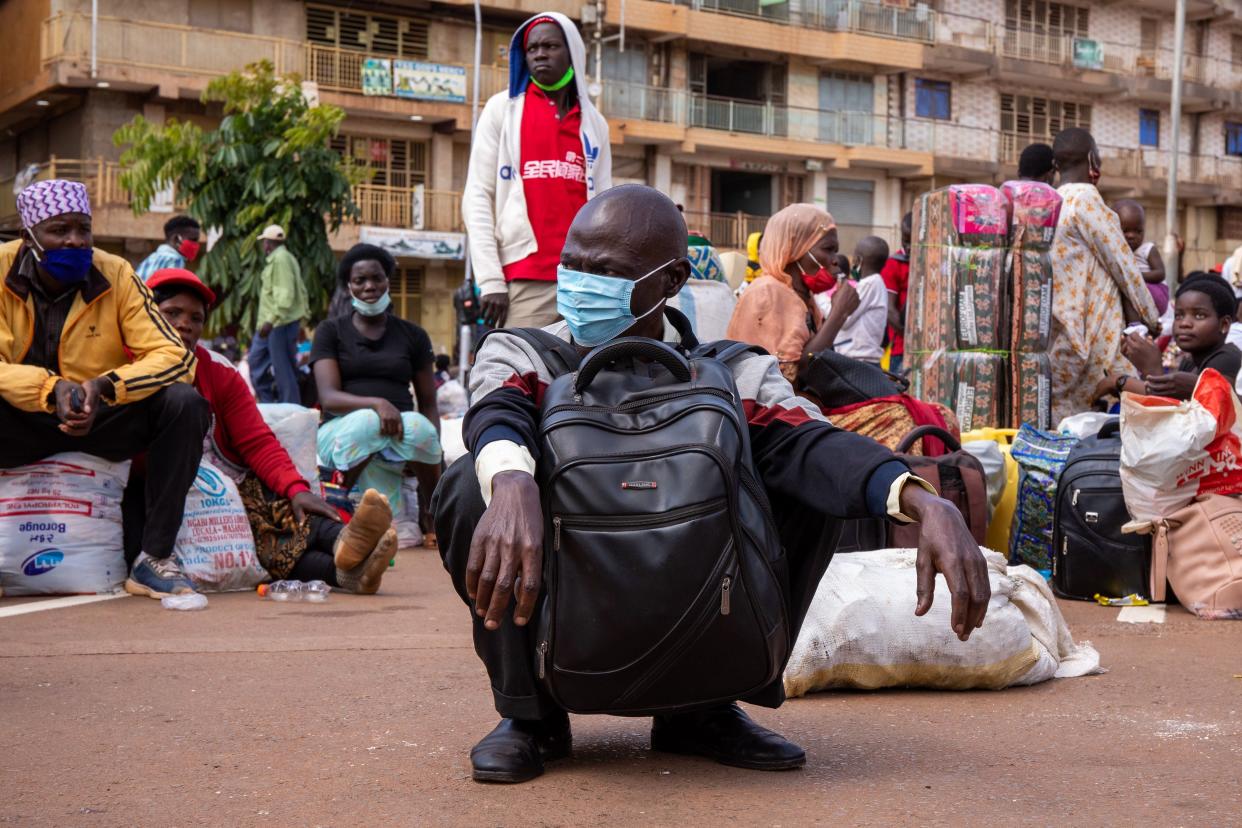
[720,575,732,615]
[1072,489,1079,506]
[538,640,549,679]
[552,517,562,552]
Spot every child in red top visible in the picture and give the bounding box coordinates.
[880,212,912,373]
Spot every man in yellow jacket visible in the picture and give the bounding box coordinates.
[0,179,211,598]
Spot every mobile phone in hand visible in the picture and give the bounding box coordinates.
[69,387,83,413]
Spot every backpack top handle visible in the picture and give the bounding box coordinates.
[574,337,692,395]
[895,424,962,455]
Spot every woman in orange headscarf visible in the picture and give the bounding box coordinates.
[726,204,860,385]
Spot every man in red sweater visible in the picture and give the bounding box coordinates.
[127,269,399,593]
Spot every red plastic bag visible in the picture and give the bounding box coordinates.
[1119,369,1242,523]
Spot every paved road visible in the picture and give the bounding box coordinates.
[2,548,1239,826]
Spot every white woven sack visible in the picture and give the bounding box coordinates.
[257,403,321,491]
[0,453,131,595]
[783,548,1101,696]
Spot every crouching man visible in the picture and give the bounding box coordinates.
[433,185,991,783]
[0,179,210,598]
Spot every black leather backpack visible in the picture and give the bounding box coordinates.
[1052,420,1151,601]
[515,329,789,715]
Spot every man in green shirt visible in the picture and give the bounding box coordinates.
[250,224,309,403]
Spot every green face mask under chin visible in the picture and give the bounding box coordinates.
[531,66,574,93]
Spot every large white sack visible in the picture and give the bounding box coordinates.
[783,548,1102,697]
[668,280,737,342]
[174,461,267,592]
[257,403,320,491]
[440,416,467,467]
[0,453,130,595]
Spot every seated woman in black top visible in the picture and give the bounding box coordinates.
[312,244,443,530]
[1098,273,1242,402]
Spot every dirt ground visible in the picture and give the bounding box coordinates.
[1,547,1239,827]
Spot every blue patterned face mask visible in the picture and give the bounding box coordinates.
[556,259,676,347]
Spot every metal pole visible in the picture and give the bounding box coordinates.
[90,0,98,79]
[459,0,483,387]
[1163,0,1187,284]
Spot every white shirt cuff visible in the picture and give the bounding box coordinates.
[886,472,937,523]
[475,439,536,506]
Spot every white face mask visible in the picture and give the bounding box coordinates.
[352,291,392,317]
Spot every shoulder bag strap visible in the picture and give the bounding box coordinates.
[1150,520,1170,603]
[477,327,582,379]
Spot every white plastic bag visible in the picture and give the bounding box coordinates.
[1057,411,1117,440]
[783,548,1102,696]
[668,280,737,342]
[257,403,320,491]
[174,462,267,592]
[0,453,131,595]
[1119,369,1242,523]
[437,380,469,418]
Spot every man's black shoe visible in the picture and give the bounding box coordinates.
[650,703,806,771]
[469,715,572,783]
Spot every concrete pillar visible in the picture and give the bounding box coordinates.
[430,132,455,192]
[652,149,672,195]
[811,170,828,210]
[874,177,902,234]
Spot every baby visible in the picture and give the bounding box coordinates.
[1115,199,1168,315]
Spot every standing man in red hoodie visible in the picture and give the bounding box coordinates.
[462,12,612,330]
[881,211,912,374]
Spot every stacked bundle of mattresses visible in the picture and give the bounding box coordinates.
[907,182,1061,430]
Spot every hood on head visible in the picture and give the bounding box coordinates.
[508,11,591,101]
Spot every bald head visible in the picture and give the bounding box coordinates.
[564,184,688,272]
[560,184,692,342]
[1114,199,1144,223]
[855,235,889,275]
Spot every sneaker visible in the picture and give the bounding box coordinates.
[125,553,197,599]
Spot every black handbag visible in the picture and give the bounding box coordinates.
[801,349,908,409]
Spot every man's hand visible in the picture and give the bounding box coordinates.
[53,377,111,437]
[900,483,991,641]
[479,292,510,328]
[1121,332,1162,376]
[290,490,342,524]
[466,471,543,631]
[371,399,405,438]
[259,321,274,338]
[1145,370,1197,399]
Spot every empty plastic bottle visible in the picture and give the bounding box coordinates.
[257,580,331,602]
[161,592,208,611]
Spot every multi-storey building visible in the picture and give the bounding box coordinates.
[3,0,1241,348]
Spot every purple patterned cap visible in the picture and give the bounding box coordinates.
[16,179,92,229]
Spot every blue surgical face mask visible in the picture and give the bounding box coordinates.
[26,231,93,285]
[557,258,676,347]
[352,291,391,317]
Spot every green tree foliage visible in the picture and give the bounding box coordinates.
[115,61,362,333]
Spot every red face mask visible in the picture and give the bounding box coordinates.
[178,237,201,262]
[799,252,837,294]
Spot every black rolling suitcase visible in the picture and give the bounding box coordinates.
[1051,420,1151,601]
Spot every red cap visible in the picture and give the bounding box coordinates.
[523,16,558,48]
[147,267,217,308]
[1213,262,1225,274]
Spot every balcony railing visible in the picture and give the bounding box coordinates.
[303,42,509,100]
[352,184,463,232]
[679,210,896,252]
[43,13,304,77]
[666,0,936,43]
[0,158,462,234]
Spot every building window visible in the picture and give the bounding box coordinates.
[1233,34,1242,66]
[390,267,424,323]
[1000,93,1091,139]
[306,4,429,58]
[1004,0,1090,38]
[1227,122,1242,157]
[1220,207,1242,240]
[330,136,428,188]
[915,79,951,120]
[1139,109,1160,147]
